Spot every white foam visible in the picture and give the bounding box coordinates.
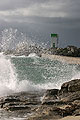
[28,53,39,58]
[11,55,26,58]
[16,80,41,92]
[0,53,41,96]
[0,53,17,96]
[0,52,80,97]
[0,53,57,96]
[71,72,80,80]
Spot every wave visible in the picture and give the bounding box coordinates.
[0,53,41,96]
[71,72,80,80]
[0,53,17,96]
[11,55,26,58]
[0,53,80,97]
[28,53,39,58]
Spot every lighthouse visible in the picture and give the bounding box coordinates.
[51,34,58,48]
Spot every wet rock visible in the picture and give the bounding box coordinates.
[42,100,66,105]
[0,91,44,111]
[47,45,80,57]
[6,105,31,111]
[59,79,80,103]
[4,97,20,102]
[27,104,76,120]
[42,89,59,104]
[61,91,80,103]
[27,105,63,120]
[0,79,80,119]
[45,89,59,96]
[59,79,80,94]
[61,46,79,57]
[73,109,80,116]
[72,100,80,107]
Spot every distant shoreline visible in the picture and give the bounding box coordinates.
[42,53,80,64]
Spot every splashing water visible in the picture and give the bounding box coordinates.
[0,28,28,51]
[28,53,39,58]
[0,28,80,120]
[12,54,80,90]
[72,72,80,80]
[0,53,17,96]
[0,28,48,54]
[0,52,80,97]
[0,53,41,96]
[0,28,80,96]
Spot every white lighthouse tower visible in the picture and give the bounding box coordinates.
[51,34,58,48]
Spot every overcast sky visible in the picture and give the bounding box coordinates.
[0,0,80,21]
[0,0,80,47]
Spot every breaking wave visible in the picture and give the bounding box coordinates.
[0,52,80,97]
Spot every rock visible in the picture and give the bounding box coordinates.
[78,48,80,57]
[61,46,79,57]
[72,100,80,107]
[0,91,44,111]
[60,79,80,94]
[39,79,80,119]
[27,105,63,120]
[27,104,76,120]
[43,89,59,100]
[3,44,80,57]
[42,89,59,105]
[6,105,31,111]
[42,100,66,105]
[73,109,80,116]
[0,79,80,119]
[60,91,80,103]
[47,45,80,57]
[45,89,59,96]
[58,79,80,103]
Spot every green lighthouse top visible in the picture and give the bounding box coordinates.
[51,34,58,37]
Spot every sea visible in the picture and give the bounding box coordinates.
[0,28,80,119]
[0,52,80,120]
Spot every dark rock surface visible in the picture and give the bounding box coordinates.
[3,45,80,57]
[48,46,80,57]
[0,91,43,110]
[0,79,80,120]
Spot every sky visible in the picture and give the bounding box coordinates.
[0,0,80,48]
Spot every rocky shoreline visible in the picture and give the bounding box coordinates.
[0,79,80,120]
[3,45,80,58]
[48,46,80,57]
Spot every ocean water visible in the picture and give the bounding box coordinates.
[0,52,80,95]
[0,28,80,120]
[0,52,80,120]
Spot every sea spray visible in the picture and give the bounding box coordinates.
[12,54,80,90]
[0,52,80,96]
[71,72,80,80]
[0,53,41,96]
[28,53,39,58]
[0,28,27,51]
[0,53,17,96]
[0,28,45,53]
